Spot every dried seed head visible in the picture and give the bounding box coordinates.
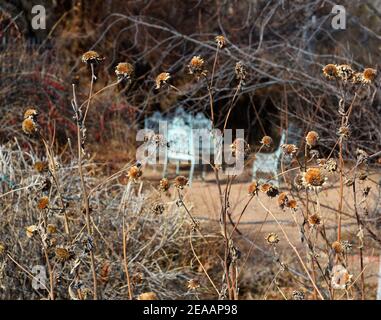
[332,241,343,254]
[231,138,250,158]
[322,64,338,80]
[362,68,377,84]
[331,265,352,290]
[265,232,279,245]
[260,135,273,148]
[215,35,226,49]
[281,144,298,157]
[151,202,165,215]
[26,225,38,238]
[188,56,207,79]
[303,167,326,188]
[305,131,319,148]
[336,64,355,82]
[338,125,350,139]
[187,278,201,290]
[24,108,38,120]
[34,161,48,173]
[55,247,74,262]
[292,290,305,300]
[37,196,49,210]
[286,199,298,210]
[0,243,6,256]
[235,61,247,83]
[159,178,170,192]
[82,50,104,64]
[260,183,279,198]
[308,213,321,226]
[47,224,57,234]
[22,118,38,135]
[174,176,188,189]
[277,192,289,210]
[127,165,142,181]
[318,158,337,173]
[115,62,134,80]
[248,181,259,196]
[138,292,158,300]
[155,72,171,89]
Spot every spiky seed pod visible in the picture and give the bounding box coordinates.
[127,166,142,181]
[336,64,355,82]
[187,279,201,290]
[362,68,377,84]
[322,64,338,80]
[308,213,321,226]
[37,196,49,210]
[303,167,326,188]
[24,108,38,120]
[248,181,259,196]
[159,178,170,192]
[188,56,207,79]
[22,118,38,135]
[332,241,344,254]
[235,61,247,83]
[281,144,298,157]
[260,136,273,148]
[277,192,288,209]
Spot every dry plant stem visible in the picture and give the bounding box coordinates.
[122,216,133,300]
[43,247,55,300]
[189,233,220,296]
[257,197,325,300]
[204,76,214,125]
[210,46,219,89]
[223,82,242,132]
[73,80,98,300]
[352,179,365,299]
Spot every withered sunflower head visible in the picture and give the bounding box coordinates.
[277,192,289,210]
[188,56,207,79]
[24,108,38,120]
[159,178,170,192]
[336,64,355,82]
[187,278,201,290]
[308,213,321,226]
[127,165,142,181]
[248,181,259,196]
[362,68,377,84]
[55,247,74,263]
[260,183,279,198]
[22,118,38,135]
[260,135,273,148]
[281,144,298,157]
[37,196,49,210]
[303,167,326,188]
[138,292,158,300]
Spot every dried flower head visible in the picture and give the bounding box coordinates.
[187,278,201,290]
[47,224,57,234]
[292,290,305,300]
[34,161,48,173]
[356,149,368,164]
[22,117,38,135]
[115,62,134,80]
[82,50,104,64]
[331,265,352,290]
[336,64,355,82]
[265,233,279,245]
[26,225,38,238]
[318,158,337,173]
[215,35,226,49]
[332,241,343,254]
[308,213,321,226]
[260,183,279,198]
[362,68,377,84]
[151,202,165,215]
[277,192,289,210]
[138,292,158,300]
[188,56,207,79]
[235,61,247,83]
[24,108,38,120]
[155,72,171,89]
[248,181,259,196]
[281,144,298,157]
[338,125,350,139]
[37,196,49,210]
[0,243,6,256]
[55,247,74,263]
[260,136,273,148]
[159,178,170,192]
[286,199,298,210]
[322,64,338,80]
[303,167,326,188]
[127,165,142,181]
[231,138,250,158]
[305,131,319,148]
[174,176,188,189]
